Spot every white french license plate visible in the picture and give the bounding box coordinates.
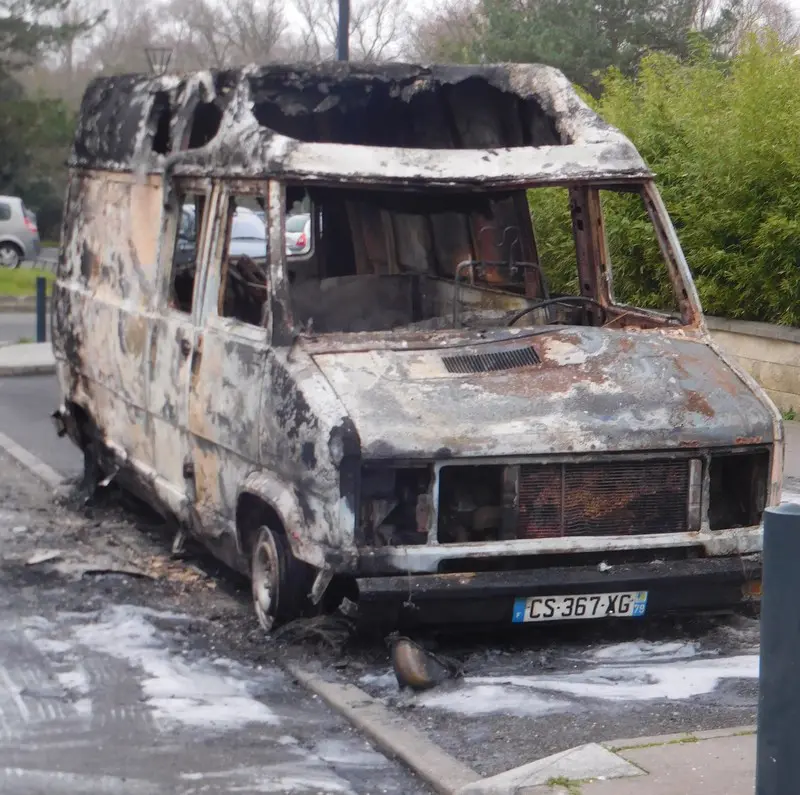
[512,591,648,623]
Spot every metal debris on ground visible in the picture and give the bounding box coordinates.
[80,567,153,580]
[273,614,356,651]
[388,634,464,691]
[143,555,216,588]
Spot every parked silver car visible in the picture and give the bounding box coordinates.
[0,196,41,268]
[285,213,310,255]
[179,204,267,262]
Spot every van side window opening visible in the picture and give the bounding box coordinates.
[169,191,206,313]
[283,183,687,336]
[218,193,269,326]
[600,189,680,316]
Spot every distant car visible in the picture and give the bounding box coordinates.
[179,205,268,262]
[0,196,41,268]
[285,213,311,256]
[228,208,268,259]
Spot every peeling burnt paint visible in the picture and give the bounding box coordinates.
[52,60,784,617]
[69,62,651,187]
[270,355,318,442]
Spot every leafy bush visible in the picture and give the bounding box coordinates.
[531,38,800,326]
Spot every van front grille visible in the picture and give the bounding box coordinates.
[517,460,690,538]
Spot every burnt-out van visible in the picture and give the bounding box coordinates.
[52,63,782,631]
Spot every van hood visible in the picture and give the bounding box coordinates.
[310,328,774,460]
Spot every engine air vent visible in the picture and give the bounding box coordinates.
[442,345,541,374]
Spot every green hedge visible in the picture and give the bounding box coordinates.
[530,39,800,326]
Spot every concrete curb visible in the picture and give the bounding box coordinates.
[0,430,66,490]
[0,363,57,377]
[286,664,481,795]
[0,296,51,313]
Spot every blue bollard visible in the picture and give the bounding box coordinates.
[755,501,800,795]
[36,276,46,343]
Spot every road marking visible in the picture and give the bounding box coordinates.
[0,667,30,723]
[0,430,65,489]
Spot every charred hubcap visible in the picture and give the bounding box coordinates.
[252,534,277,632]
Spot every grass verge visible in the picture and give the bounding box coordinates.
[0,267,54,297]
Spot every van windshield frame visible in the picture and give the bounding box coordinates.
[271,178,701,341]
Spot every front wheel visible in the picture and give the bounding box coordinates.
[0,243,21,269]
[250,526,312,633]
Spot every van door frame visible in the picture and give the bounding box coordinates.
[184,179,270,563]
[147,175,218,518]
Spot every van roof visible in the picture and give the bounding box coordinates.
[70,62,651,188]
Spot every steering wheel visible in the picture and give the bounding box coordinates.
[507,296,607,327]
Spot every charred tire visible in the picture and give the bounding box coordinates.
[250,526,312,633]
[0,243,22,269]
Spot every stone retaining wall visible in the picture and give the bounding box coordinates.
[707,316,800,415]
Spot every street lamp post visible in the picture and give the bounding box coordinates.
[144,47,173,76]
[336,0,349,61]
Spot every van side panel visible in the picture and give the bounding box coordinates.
[55,172,163,474]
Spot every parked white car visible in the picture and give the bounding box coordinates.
[284,213,311,256]
[0,196,41,268]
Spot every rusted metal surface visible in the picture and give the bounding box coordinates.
[310,328,772,460]
[52,61,783,612]
[70,63,651,186]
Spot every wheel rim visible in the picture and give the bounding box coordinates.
[252,535,277,632]
[0,246,19,268]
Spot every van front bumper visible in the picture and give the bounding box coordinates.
[355,554,761,625]
[356,526,763,575]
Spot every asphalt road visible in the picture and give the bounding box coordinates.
[0,374,81,480]
[0,313,40,343]
[0,452,429,795]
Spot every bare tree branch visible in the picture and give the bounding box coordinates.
[290,0,407,60]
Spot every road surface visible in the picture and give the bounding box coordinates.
[0,374,81,480]
[0,451,430,795]
[0,313,39,343]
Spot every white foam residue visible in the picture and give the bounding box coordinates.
[418,683,572,717]
[392,652,759,717]
[22,617,73,656]
[72,605,278,731]
[470,654,759,702]
[314,738,391,767]
[179,764,354,794]
[277,734,299,746]
[591,640,700,663]
[57,668,90,695]
[56,666,93,717]
[359,671,396,690]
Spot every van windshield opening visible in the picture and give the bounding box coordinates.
[284,182,689,336]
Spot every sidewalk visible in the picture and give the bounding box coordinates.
[585,728,755,795]
[0,341,55,376]
[460,727,756,794]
